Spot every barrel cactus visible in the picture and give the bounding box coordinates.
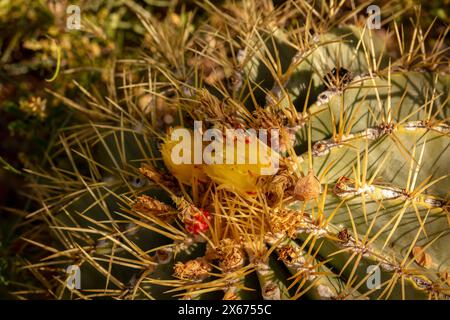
[23,0,449,300]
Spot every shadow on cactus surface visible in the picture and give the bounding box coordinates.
[0,0,449,300]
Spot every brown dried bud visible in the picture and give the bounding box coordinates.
[293,170,321,201]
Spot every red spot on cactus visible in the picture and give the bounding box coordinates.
[185,209,211,234]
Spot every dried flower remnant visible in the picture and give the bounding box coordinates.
[206,238,245,272]
[132,195,175,223]
[269,210,303,238]
[278,245,302,265]
[173,258,211,282]
[173,196,211,235]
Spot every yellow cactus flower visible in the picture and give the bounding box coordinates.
[203,130,280,195]
[160,128,209,185]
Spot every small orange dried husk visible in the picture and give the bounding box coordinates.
[412,246,432,269]
[293,170,321,201]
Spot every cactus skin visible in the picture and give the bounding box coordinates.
[22,1,450,300]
